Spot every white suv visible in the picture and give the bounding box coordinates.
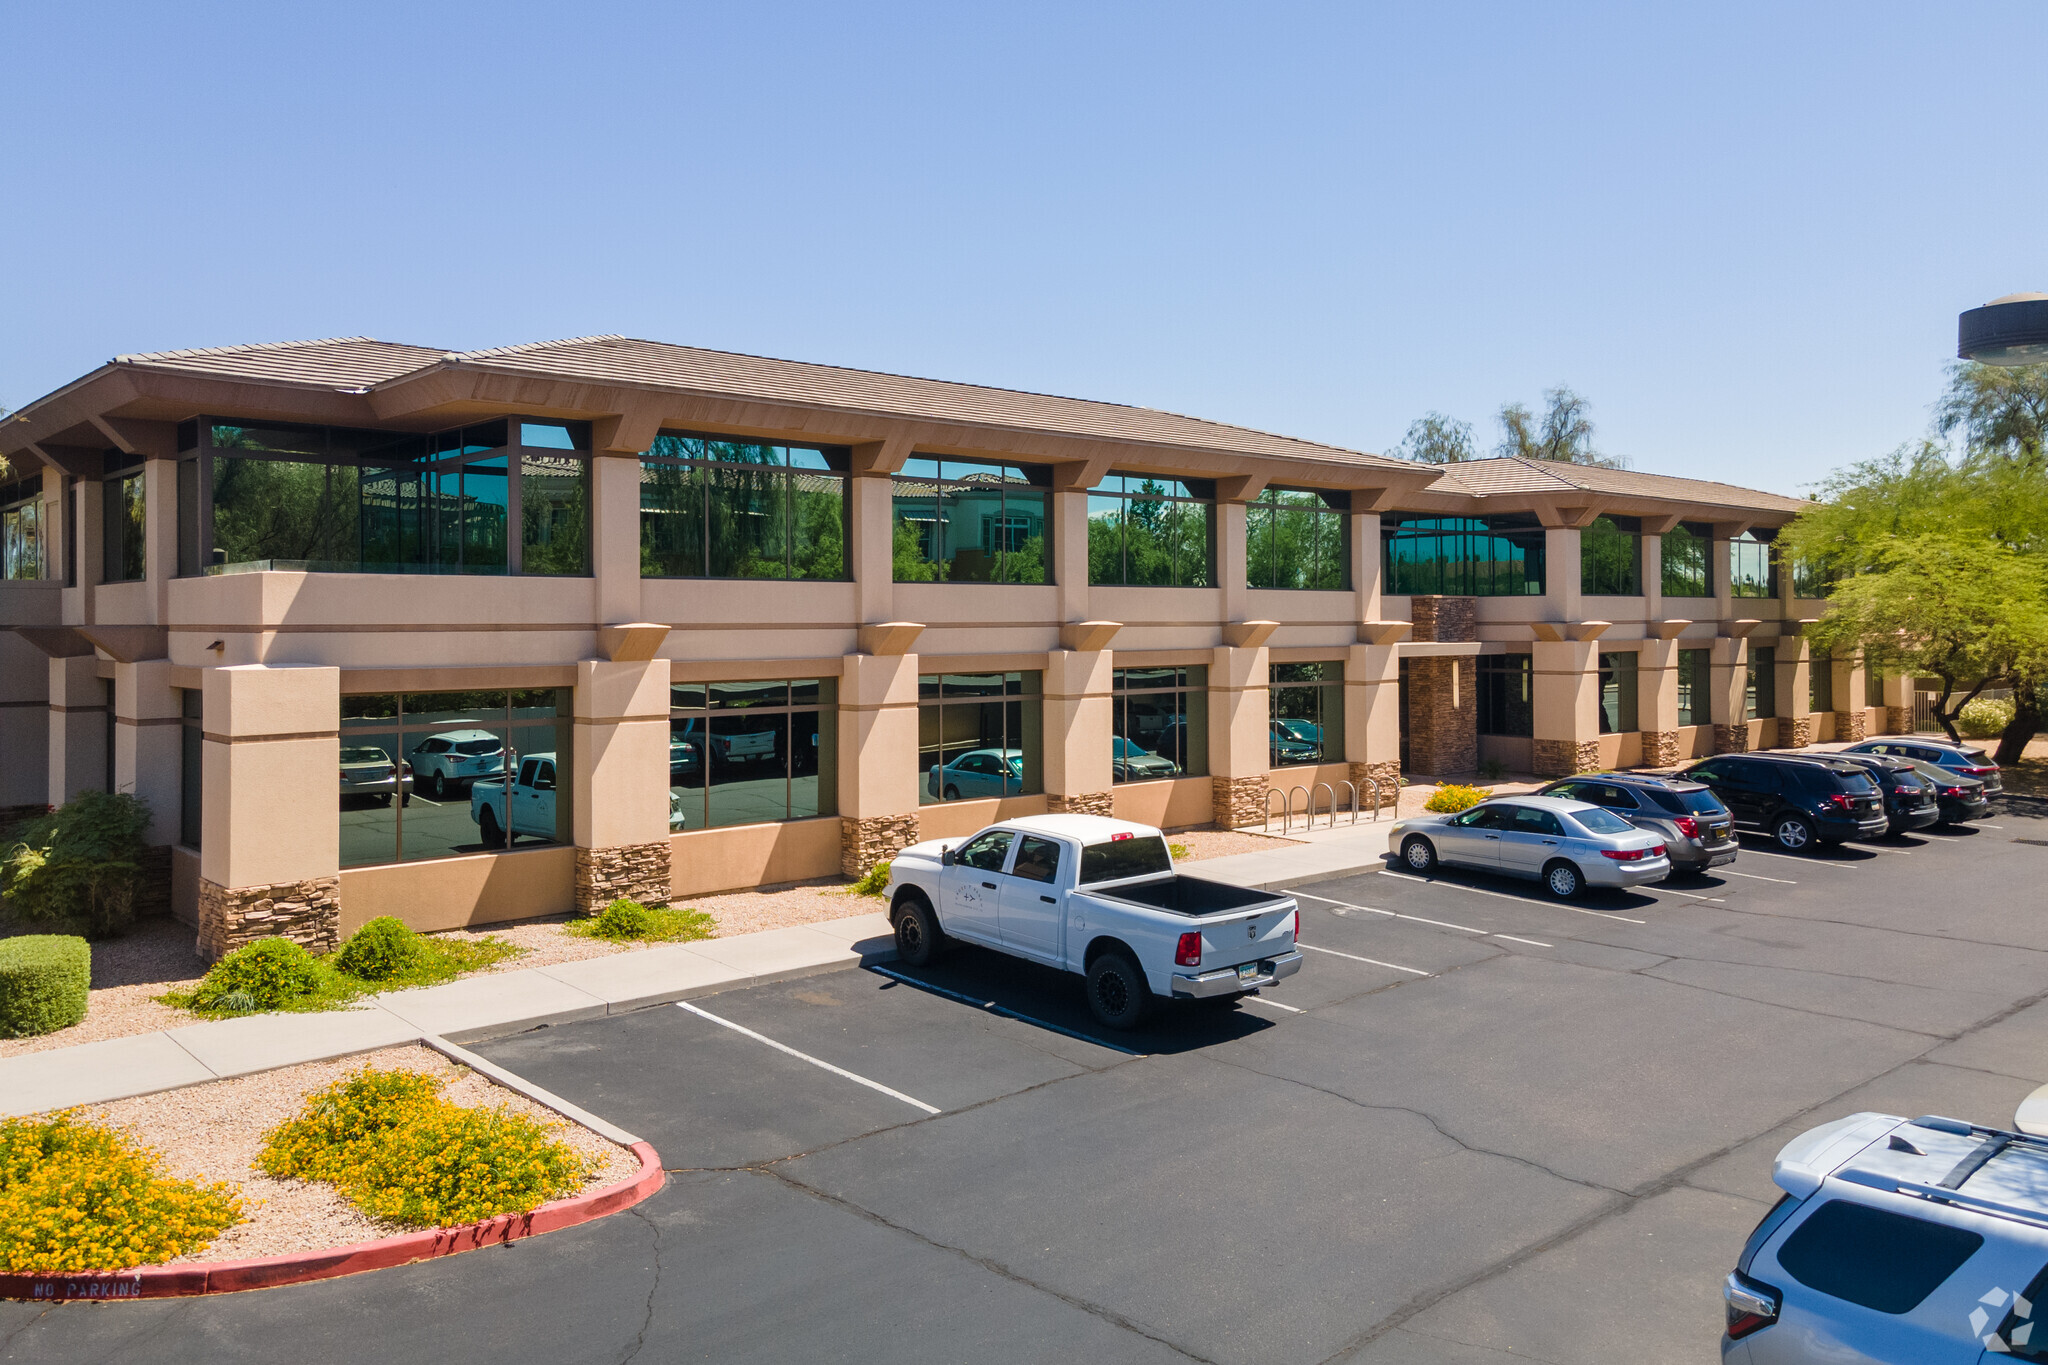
[1725,1111,2048,1361]
[406,729,507,799]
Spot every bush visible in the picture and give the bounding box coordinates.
[334,916,426,982]
[0,791,153,938]
[0,1111,241,1272]
[179,937,350,1014]
[1959,696,2017,740]
[849,861,891,897]
[259,1068,588,1229]
[1168,842,1191,860]
[0,935,90,1038]
[565,898,715,944]
[1425,783,1486,814]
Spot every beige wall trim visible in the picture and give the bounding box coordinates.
[1268,647,1351,663]
[48,703,108,713]
[916,652,1053,673]
[1098,648,1214,667]
[174,622,600,635]
[675,620,879,633]
[202,729,339,745]
[342,666,579,693]
[115,715,181,727]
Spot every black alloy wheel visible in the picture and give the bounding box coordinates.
[1086,951,1151,1030]
[893,896,942,967]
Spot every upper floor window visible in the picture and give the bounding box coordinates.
[1,477,44,581]
[1088,473,1213,587]
[1730,530,1775,599]
[641,435,848,581]
[1248,487,1349,590]
[1382,515,1544,596]
[193,418,589,577]
[103,457,146,583]
[1791,554,1832,599]
[1580,516,1641,597]
[1661,521,1712,598]
[893,457,1049,584]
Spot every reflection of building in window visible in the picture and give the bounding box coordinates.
[1746,647,1776,719]
[1249,488,1348,590]
[1269,662,1342,767]
[1581,517,1641,597]
[1677,648,1710,727]
[1087,473,1214,587]
[892,457,1049,584]
[668,680,836,831]
[1809,651,1833,713]
[0,478,42,580]
[1598,652,1638,733]
[1382,515,1544,596]
[1476,655,1533,737]
[338,690,571,868]
[1729,530,1775,599]
[1661,522,1713,598]
[918,672,1043,803]
[1111,667,1207,782]
[640,434,849,581]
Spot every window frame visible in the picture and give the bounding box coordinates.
[0,477,46,581]
[919,671,1044,805]
[1248,486,1351,591]
[891,456,1053,585]
[1598,650,1639,734]
[1268,661,1343,768]
[102,458,146,584]
[1747,646,1777,720]
[1110,665,1208,782]
[1580,515,1642,598]
[1676,648,1711,727]
[1729,529,1776,600]
[639,432,851,582]
[1086,472,1215,588]
[1475,653,1534,738]
[1660,521,1713,598]
[668,678,838,831]
[1381,514,1546,596]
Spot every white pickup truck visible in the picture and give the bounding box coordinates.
[471,752,560,848]
[885,814,1302,1029]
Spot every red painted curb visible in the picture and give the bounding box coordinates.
[1,1139,665,1302]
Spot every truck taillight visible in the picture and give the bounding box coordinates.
[1673,816,1698,840]
[1291,909,1298,940]
[1175,932,1202,967]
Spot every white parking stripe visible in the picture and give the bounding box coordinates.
[677,1001,941,1114]
[1242,995,1304,1013]
[1289,889,1486,935]
[1736,843,1857,868]
[1492,934,1553,948]
[1376,870,1650,924]
[1297,942,1431,976]
[1654,888,1727,903]
[1979,824,2005,830]
[862,966,1145,1056]
[1718,869,1795,884]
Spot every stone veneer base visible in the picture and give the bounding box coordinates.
[1777,715,1813,750]
[574,842,673,916]
[841,813,919,878]
[1641,730,1683,769]
[198,876,342,961]
[1531,738,1601,778]
[1714,723,1751,755]
[1349,760,1400,810]
[1046,791,1115,817]
[1887,707,1913,737]
[1213,775,1269,830]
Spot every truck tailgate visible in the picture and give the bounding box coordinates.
[1182,901,1297,970]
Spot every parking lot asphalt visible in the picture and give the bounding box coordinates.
[9,813,2048,1364]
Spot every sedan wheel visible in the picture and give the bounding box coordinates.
[1402,836,1438,873]
[1544,861,1582,899]
[1774,815,1814,851]
[943,785,961,801]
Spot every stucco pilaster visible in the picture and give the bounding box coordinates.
[114,658,182,850]
[1042,648,1113,801]
[591,454,644,626]
[572,657,671,851]
[48,653,107,807]
[1531,641,1600,775]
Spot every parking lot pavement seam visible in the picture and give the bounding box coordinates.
[753,1165,1222,1365]
[615,1203,663,1365]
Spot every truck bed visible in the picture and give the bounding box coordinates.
[1081,874,1290,918]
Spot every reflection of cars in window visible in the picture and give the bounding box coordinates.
[471,752,557,848]
[1268,720,1321,764]
[674,716,778,771]
[1110,736,1180,782]
[670,735,702,779]
[339,746,412,807]
[407,728,506,799]
[669,788,689,831]
[928,748,1025,800]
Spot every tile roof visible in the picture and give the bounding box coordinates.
[115,338,451,390]
[431,335,1411,469]
[1423,456,1809,514]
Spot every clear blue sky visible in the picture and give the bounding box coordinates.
[5,2,2042,495]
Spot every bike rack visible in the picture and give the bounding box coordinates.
[1264,787,1289,835]
[1354,773,1384,821]
[1311,781,1336,831]
[1337,780,1361,826]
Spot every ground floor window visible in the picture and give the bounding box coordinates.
[1866,662,1885,709]
[1677,648,1710,727]
[1270,662,1341,767]
[339,690,570,868]
[179,689,202,849]
[1476,655,1533,737]
[1809,651,1833,714]
[669,679,836,830]
[919,672,1043,804]
[1746,647,1776,721]
[1111,666,1206,782]
[1598,652,1638,734]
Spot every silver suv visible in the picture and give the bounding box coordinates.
[1725,1111,2048,1361]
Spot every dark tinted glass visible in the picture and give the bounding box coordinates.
[1079,836,1173,884]
[957,830,1015,872]
[1011,835,1061,884]
[1776,1200,1982,1314]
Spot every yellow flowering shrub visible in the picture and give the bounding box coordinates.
[259,1068,589,1230]
[0,1112,241,1273]
[1425,783,1487,814]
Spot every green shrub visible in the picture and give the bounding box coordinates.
[1959,696,2017,740]
[0,1110,241,1272]
[259,1068,588,1229]
[1425,783,1486,814]
[1168,842,1191,860]
[565,898,715,944]
[335,916,426,982]
[850,861,891,897]
[171,937,353,1016]
[0,791,153,938]
[0,935,90,1038]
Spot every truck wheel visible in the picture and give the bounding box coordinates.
[1401,836,1438,873]
[1086,951,1151,1030]
[892,895,943,967]
[479,807,506,849]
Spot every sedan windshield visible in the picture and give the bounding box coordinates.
[1571,808,1635,835]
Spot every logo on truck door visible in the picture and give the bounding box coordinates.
[1248,924,1257,940]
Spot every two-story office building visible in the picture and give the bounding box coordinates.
[0,336,1887,958]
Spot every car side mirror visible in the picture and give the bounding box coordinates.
[941,845,954,867]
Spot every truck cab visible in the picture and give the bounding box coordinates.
[471,751,560,848]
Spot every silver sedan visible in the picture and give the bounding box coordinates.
[1388,794,1671,899]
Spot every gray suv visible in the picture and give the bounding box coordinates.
[1536,772,1737,875]
[1725,1111,2048,1361]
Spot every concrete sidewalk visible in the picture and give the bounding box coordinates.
[1196,818,1398,890]
[1,912,897,1118]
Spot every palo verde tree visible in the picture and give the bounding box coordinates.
[1494,387,1627,468]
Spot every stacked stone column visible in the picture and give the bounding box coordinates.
[1042,648,1115,817]
[1404,597,1478,778]
[571,657,673,914]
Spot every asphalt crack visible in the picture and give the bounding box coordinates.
[615,1202,665,1364]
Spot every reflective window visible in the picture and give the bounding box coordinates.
[1111,666,1206,782]
[1270,662,1341,768]
[1776,1200,1983,1315]
[1730,530,1775,599]
[103,462,145,583]
[893,457,1049,584]
[1792,554,1832,599]
[1248,487,1348,590]
[1382,515,1544,596]
[1,478,44,580]
[1747,646,1776,720]
[1661,521,1712,598]
[919,672,1043,804]
[641,435,849,581]
[668,679,836,831]
[1476,655,1533,738]
[1580,515,1641,597]
[1677,648,1711,727]
[339,690,571,868]
[1810,651,1834,713]
[179,689,202,849]
[1598,651,1638,734]
[1087,473,1213,587]
[1011,835,1061,883]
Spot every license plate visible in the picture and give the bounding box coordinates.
[1708,824,1730,839]
[1236,962,1261,982]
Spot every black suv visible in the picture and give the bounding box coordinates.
[1534,772,1737,875]
[1829,752,1940,836]
[1676,754,1887,852]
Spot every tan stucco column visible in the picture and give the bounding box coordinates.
[1352,511,1383,622]
[1709,638,1751,753]
[1835,655,1868,741]
[1042,648,1113,816]
[1053,487,1092,628]
[1218,501,1251,624]
[850,473,895,626]
[1207,644,1270,828]
[1773,636,1812,750]
[114,659,180,919]
[591,453,644,626]
[1544,526,1582,622]
[47,654,107,807]
[143,459,175,622]
[573,658,672,914]
[838,651,922,875]
[1531,641,1601,776]
[0,632,50,821]
[1638,637,1682,767]
[1343,642,1400,809]
[1882,670,1914,736]
[198,665,340,960]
